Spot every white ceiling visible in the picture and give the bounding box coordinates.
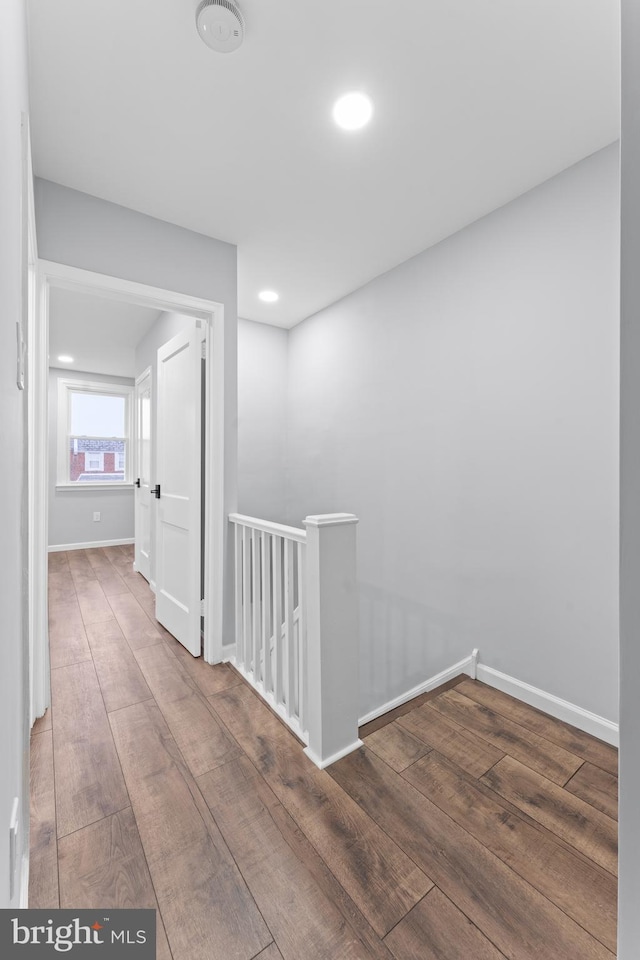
[49,287,161,378]
[28,0,619,329]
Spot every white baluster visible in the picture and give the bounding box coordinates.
[284,537,295,719]
[261,532,272,694]
[234,521,243,664]
[251,528,261,682]
[273,535,283,706]
[242,525,251,672]
[297,541,307,732]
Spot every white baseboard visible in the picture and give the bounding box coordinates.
[48,538,134,552]
[220,644,237,666]
[476,663,619,747]
[358,652,476,727]
[356,650,618,749]
[304,739,364,770]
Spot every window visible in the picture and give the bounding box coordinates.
[57,378,133,487]
[85,452,104,472]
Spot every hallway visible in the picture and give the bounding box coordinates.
[30,546,618,960]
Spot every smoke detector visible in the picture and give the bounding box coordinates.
[196,0,244,53]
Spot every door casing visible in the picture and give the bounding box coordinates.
[133,365,152,584]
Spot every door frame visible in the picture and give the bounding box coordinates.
[133,365,152,585]
[24,119,46,731]
[31,260,227,718]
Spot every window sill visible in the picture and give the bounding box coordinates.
[55,483,135,492]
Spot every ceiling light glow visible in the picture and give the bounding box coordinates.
[259,290,279,303]
[332,92,373,131]
[57,355,74,363]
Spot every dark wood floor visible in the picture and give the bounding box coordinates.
[30,545,618,960]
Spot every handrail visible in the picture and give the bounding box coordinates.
[229,512,307,543]
[229,510,360,768]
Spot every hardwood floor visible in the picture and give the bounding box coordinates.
[30,545,618,959]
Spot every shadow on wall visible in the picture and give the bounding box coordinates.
[358,580,472,718]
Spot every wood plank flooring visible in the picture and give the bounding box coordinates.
[30,546,618,960]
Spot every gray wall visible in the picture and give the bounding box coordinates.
[0,0,29,908]
[34,180,239,642]
[238,318,288,522]
[48,368,135,548]
[618,0,637,953]
[284,144,620,721]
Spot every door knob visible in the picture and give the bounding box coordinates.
[135,478,141,488]
[152,484,161,499]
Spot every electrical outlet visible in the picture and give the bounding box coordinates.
[93,512,101,522]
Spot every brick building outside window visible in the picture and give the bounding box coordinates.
[69,438,126,482]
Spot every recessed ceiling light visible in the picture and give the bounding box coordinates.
[332,92,373,131]
[57,355,74,363]
[258,290,279,303]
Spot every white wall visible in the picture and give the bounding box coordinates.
[618,0,638,953]
[0,0,29,908]
[34,180,239,642]
[237,318,288,522]
[48,368,135,548]
[285,143,620,721]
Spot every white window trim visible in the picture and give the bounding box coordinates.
[56,377,134,488]
[55,483,136,491]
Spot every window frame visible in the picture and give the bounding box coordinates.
[56,378,134,489]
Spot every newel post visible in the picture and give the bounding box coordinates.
[303,513,362,769]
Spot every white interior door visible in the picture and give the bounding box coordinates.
[155,323,203,655]
[134,367,152,583]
